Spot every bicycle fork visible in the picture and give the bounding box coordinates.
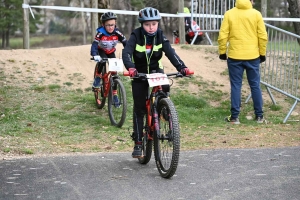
[146,99,153,140]
[151,95,161,141]
[146,96,160,141]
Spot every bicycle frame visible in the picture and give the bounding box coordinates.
[124,71,193,139]
[94,59,118,97]
[145,85,167,141]
[101,71,113,98]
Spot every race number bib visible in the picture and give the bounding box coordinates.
[108,58,124,72]
[146,73,170,87]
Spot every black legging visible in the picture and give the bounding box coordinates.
[131,68,170,142]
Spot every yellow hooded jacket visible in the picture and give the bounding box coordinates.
[218,0,268,60]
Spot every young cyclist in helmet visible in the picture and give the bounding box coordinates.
[90,12,127,104]
[122,7,192,158]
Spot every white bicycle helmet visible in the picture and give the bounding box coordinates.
[138,7,161,23]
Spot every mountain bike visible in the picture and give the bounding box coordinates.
[92,57,127,128]
[124,70,194,178]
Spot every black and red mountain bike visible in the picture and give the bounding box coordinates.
[124,70,194,178]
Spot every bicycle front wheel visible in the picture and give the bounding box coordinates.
[154,98,180,178]
[108,78,127,127]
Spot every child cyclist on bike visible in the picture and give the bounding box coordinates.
[122,7,192,158]
[90,11,127,104]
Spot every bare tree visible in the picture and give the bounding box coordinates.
[286,0,300,44]
[98,0,110,21]
[143,0,179,37]
[110,0,138,37]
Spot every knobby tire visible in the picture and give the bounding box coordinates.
[154,98,180,178]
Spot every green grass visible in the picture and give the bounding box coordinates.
[267,40,300,51]
[7,35,92,49]
[0,75,299,156]
[9,37,45,49]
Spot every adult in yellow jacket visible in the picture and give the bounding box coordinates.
[218,0,268,124]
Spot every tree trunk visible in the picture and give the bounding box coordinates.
[5,29,10,49]
[81,0,87,45]
[98,0,109,22]
[178,0,185,44]
[91,0,98,43]
[287,0,300,44]
[1,31,5,49]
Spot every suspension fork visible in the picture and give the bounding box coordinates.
[151,96,160,140]
[146,99,153,140]
[150,86,163,139]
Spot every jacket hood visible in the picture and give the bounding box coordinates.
[235,0,252,9]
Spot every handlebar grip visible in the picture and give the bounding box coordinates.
[90,57,108,62]
[123,71,129,76]
[186,70,194,75]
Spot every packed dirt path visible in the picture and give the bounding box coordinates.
[0,44,229,91]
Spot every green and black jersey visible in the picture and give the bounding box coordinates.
[122,27,186,74]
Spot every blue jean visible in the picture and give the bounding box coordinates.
[227,58,263,118]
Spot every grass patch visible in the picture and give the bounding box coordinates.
[21,149,34,154]
[9,37,45,49]
[0,76,299,157]
[31,85,47,92]
[48,84,61,90]
[270,104,282,111]
[8,35,93,49]
[64,82,73,86]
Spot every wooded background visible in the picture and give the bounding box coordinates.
[1,0,299,49]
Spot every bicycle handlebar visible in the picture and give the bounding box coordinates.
[90,57,108,62]
[123,70,194,78]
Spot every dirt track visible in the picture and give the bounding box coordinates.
[0,44,229,91]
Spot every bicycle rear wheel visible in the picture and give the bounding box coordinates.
[154,98,180,178]
[94,63,106,109]
[108,78,127,127]
[138,110,153,164]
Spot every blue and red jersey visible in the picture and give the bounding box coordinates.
[90,26,127,56]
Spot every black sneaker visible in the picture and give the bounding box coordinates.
[132,145,142,158]
[224,115,240,124]
[255,116,265,124]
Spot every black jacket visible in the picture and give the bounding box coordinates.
[122,27,186,73]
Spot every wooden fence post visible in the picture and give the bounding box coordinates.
[91,0,98,43]
[261,0,267,17]
[23,0,30,49]
[178,0,185,44]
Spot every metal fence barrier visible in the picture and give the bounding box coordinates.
[189,0,235,45]
[245,24,300,123]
